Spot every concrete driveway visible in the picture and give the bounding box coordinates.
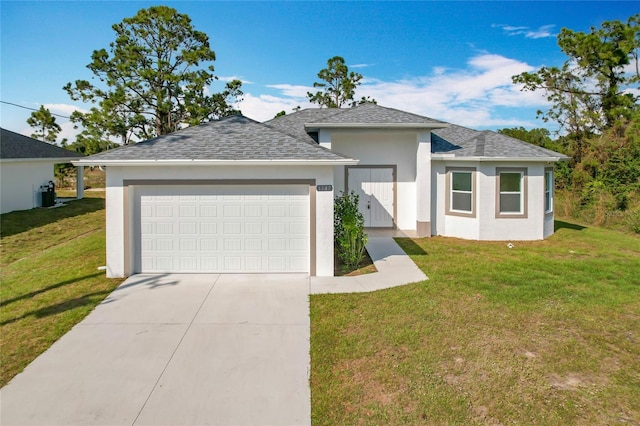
[1,274,311,426]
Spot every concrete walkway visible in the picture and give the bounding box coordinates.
[311,235,427,294]
[1,235,426,425]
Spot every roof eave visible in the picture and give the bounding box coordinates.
[1,157,83,163]
[72,158,359,167]
[431,155,570,162]
[305,123,449,130]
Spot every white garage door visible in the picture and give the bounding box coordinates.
[135,185,309,273]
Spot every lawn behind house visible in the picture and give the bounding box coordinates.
[311,221,640,425]
[0,193,124,387]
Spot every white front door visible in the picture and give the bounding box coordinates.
[135,185,309,273]
[348,167,394,227]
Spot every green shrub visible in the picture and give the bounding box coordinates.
[627,209,640,234]
[334,191,368,269]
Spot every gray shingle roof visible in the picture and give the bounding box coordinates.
[263,108,342,142]
[77,105,567,164]
[81,115,352,162]
[303,103,446,126]
[1,128,83,160]
[432,125,568,159]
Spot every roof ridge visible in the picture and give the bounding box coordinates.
[356,103,444,122]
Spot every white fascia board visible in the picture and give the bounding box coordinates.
[431,155,569,162]
[1,157,83,163]
[305,122,449,130]
[72,158,359,167]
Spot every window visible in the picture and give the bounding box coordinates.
[446,167,475,217]
[496,168,527,218]
[452,172,473,212]
[545,169,553,214]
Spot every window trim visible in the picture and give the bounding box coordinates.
[445,167,476,218]
[495,167,528,218]
[545,167,554,215]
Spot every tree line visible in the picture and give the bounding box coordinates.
[26,7,638,230]
[501,14,639,231]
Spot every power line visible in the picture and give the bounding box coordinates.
[0,100,71,119]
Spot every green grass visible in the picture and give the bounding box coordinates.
[0,193,124,387]
[311,221,640,425]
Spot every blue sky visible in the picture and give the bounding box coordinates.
[1,1,636,142]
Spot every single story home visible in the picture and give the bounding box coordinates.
[74,104,568,278]
[1,128,84,214]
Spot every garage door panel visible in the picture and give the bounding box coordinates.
[180,257,197,270]
[201,257,217,269]
[155,257,173,270]
[224,238,242,251]
[290,238,307,250]
[199,205,218,217]
[289,256,307,270]
[179,238,197,251]
[200,239,217,250]
[244,205,263,217]
[244,222,263,234]
[179,205,196,217]
[200,223,217,234]
[223,222,242,234]
[177,222,195,234]
[136,185,309,273]
[289,222,307,235]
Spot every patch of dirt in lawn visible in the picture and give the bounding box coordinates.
[334,248,377,276]
[338,347,414,416]
[547,372,604,391]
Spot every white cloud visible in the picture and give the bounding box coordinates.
[501,25,528,32]
[217,75,253,84]
[238,53,550,128]
[526,24,556,39]
[57,120,80,143]
[42,103,87,117]
[349,63,373,69]
[266,84,315,99]
[239,93,313,122]
[494,23,556,39]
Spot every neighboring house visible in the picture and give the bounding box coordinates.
[1,128,84,214]
[74,104,568,278]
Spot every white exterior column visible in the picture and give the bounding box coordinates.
[105,168,126,278]
[76,166,84,199]
[315,182,335,276]
[316,129,336,274]
[416,131,431,237]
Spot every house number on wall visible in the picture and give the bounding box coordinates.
[317,185,333,191]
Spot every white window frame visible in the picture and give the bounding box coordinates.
[496,167,528,218]
[445,167,476,218]
[545,168,554,215]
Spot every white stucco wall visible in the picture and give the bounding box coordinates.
[324,130,421,230]
[432,161,481,239]
[0,160,55,214]
[104,164,335,278]
[433,161,554,241]
[415,131,431,235]
[544,214,555,238]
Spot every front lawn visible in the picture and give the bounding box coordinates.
[311,221,640,425]
[0,193,124,387]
